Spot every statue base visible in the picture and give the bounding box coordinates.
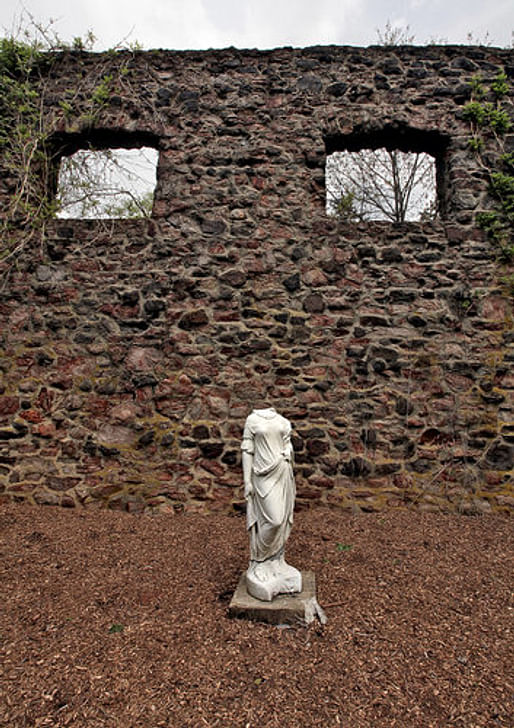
[246,560,302,602]
[228,571,327,626]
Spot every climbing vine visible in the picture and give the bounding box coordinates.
[0,34,52,250]
[0,19,153,284]
[462,69,514,264]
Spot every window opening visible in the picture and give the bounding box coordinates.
[326,148,438,223]
[56,146,158,219]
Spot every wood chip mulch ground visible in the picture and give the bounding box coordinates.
[0,502,512,728]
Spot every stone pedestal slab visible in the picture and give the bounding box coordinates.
[228,570,326,626]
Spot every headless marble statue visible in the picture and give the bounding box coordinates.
[241,407,302,601]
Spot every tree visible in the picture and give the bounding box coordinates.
[56,147,157,219]
[326,148,437,223]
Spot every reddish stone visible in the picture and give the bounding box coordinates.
[0,397,19,415]
[183,502,208,514]
[126,500,146,514]
[86,397,110,417]
[92,483,121,498]
[220,269,247,287]
[7,482,37,493]
[36,388,54,413]
[47,476,81,492]
[109,402,138,424]
[71,260,99,272]
[178,310,209,330]
[296,487,322,500]
[485,472,503,486]
[307,475,334,489]
[214,311,240,322]
[154,379,174,398]
[251,176,266,190]
[495,495,514,507]
[176,374,194,397]
[125,347,163,372]
[20,409,43,423]
[431,396,457,412]
[392,474,412,490]
[48,374,73,390]
[307,439,329,456]
[33,491,60,505]
[206,395,229,417]
[199,459,226,477]
[189,484,209,499]
[135,387,154,403]
[33,422,56,438]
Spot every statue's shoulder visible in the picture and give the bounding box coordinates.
[274,414,292,436]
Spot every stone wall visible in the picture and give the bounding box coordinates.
[0,45,513,513]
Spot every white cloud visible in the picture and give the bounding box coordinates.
[0,0,512,49]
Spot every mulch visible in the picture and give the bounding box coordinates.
[0,502,512,728]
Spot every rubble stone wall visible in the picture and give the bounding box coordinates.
[0,45,513,513]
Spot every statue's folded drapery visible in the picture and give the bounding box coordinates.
[241,407,295,563]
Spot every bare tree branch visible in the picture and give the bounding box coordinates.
[326,148,437,222]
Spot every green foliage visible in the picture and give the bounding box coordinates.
[488,106,511,134]
[333,190,358,222]
[91,74,114,106]
[469,75,485,100]
[463,101,511,133]
[0,17,151,278]
[491,71,509,99]
[467,136,483,153]
[500,152,514,171]
[463,68,514,263]
[71,31,96,52]
[0,38,40,147]
[463,100,488,126]
[490,172,514,214]
[102,190,154,219]
[108,623,124,633]
[336,543,353,552]
[0,33,48,254]
[500,273,514,296]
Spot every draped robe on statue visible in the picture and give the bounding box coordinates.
[241,408,295,563]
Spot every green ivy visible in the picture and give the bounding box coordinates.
[462,70,514,263]
[0,21,147,279]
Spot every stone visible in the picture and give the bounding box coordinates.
[341,457,373,477]
[228,571,326,626]
[484,442,513,470]
[326,82,347,97]
[303,294,325,313]
[220,270,247,287]
[297,75,322,92]
[283,273,301,292]
[0,397,19,416]
[199,441,224,458]
[200,218,227,235]
[97,424,134,447]
[125,347,163,372]
[178,310,209,330]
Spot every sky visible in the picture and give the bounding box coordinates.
[0,0,513,50]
